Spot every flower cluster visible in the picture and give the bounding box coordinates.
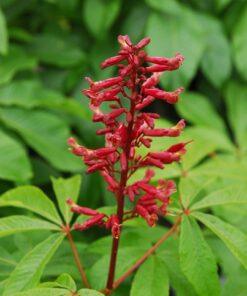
[67,35,187,238]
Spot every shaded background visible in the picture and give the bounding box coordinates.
[0,0,246,295]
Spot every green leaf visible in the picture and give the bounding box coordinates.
[179,175,216,208]
[3,233,65,295]
[78,289,104,296]
[225,81,247,149]
[146,8,205,88]
[0,107,82,172]
[29,34,85,68]
[200,15,231,87]
[52,175,81,224]
[0,128,32,182]
[55,273,76,291]
[191,184,247,210]
[89,247,148,290]
[83,0,121,38]
[0,216,59,238]
[192,212,247,269]
[0,186,62,225]
[130,256,169,296]
[179,216,220,296]
[0,80,89,119]
[0,45,37,85]
[0,8,8,55]
[145,0,182,15]
[176,92,226,132]
[233,5,247,80]
[13,288,70,296]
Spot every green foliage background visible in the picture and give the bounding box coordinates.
[0,0,246,295]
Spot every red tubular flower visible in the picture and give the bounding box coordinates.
[67,35,188,238]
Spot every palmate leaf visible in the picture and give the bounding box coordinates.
[0,128,32,182]
[0,186,62,225]
[51,175,81,224]
[0,216,59,238]
[179,216,220,296]
[130,256,169,296]
[191,184,247,210]
[192,212,247,269]
[3,233,65,295]
[0,107,82,172]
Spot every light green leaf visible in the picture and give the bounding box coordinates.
[0,107,82,172]
[192,212,247,269]
[200,15,231,87]
[0,186,62,225]
[55,273,76,291]
[191,185,247,210]
[29,34,85,68]
[3,233,65,295]
[83,0,121,38]
[146,8,205,88]
[176,92,226,132]
[13,288,70,296]
[0,8,8,55]
[179,216,220,296]
[179,175,216,208]
[130,256,169,296]
[0,216,59,238]
[157,237,197,296]
[0,45,37,85]
[225,81,247,150]
[0,128,32,182]
[52,175,81,224]
[233,5,247,80]
[78,289,104,296]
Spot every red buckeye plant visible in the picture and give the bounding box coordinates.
[67,35,188,294]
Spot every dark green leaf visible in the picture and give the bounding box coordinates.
[0,45,37,85]
[0,7,8,55]
[233,6,247,80]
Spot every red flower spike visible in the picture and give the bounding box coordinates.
[67,35,189,236]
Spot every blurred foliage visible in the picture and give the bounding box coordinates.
[0,0,247,295]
